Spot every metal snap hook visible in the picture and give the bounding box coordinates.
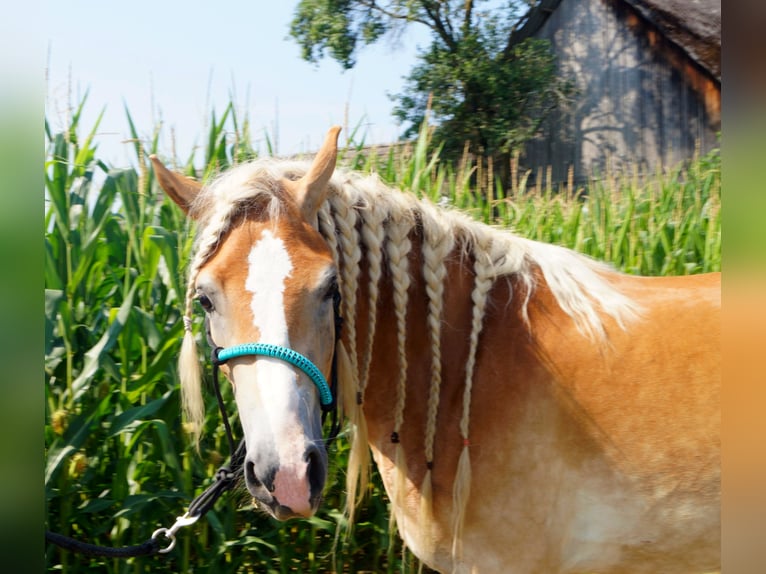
[152,512,200,554]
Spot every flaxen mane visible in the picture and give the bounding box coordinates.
[177,157,640,559]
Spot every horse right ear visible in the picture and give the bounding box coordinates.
[150,155,203,217]
[287,126,341,226]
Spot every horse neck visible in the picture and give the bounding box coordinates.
[321,189,511,479]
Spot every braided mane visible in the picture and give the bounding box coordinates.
[179,156,639,559]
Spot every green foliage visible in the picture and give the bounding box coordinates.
[45,101,408,573]
[394,35,569,159]
[290,1,572,164]
[291,0,416,69]
[45,99,720,573]
[351,119,721,276]
[290,0,368,68]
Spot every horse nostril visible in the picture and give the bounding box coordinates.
[245,460,259,487]
[245,460,273,492]
[305,446,326,496]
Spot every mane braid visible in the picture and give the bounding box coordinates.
[317,201,342,419]
[317,201,340,274]
[329,190,369,521]
[359,196,386,401]
[451,237,495,563]
[418,202,456,550]
[178,188,245,444]
[385,209,414,537]
[330,191,362,382]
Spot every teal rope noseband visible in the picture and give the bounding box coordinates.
[213,343,334,408]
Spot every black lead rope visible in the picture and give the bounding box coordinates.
[186,439,246,519]
[46,356,247,559]
[211,346,238,459]
[45,438,246,557]
[44,530,163,558]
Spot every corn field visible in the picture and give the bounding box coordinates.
[44,98,721,573]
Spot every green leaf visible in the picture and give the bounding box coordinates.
[70,281,141,402]
[78,497,115,514]
[147,226,183,299]
[45,395,111,486]
[44,445,78,486]
[109,390,173,437]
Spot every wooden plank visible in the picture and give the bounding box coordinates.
[521,0,719,184]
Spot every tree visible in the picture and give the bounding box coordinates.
[290,1,572,166]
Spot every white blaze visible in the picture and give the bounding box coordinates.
[236,229,300,442]
[245,229,293,346]
[241,229,314,514]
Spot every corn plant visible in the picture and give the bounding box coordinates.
[45,98,411,574]
[358,120,721,276]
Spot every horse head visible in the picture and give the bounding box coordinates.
[151,127,342,520]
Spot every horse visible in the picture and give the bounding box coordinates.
[150,127,720,573]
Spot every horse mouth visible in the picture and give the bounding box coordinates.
[244,444,327,520]
[253,495,321,520]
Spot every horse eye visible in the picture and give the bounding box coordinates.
[197,294,214,312]
[323,277,339,301]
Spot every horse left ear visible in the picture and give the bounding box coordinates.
[288,126,341,225]
[150,155,203,218]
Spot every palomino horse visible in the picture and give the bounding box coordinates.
[151,127,720,573]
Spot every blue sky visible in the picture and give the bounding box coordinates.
[45,1,430,166]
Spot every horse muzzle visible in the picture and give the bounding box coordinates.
[245,443,327,519]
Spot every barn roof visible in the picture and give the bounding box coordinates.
[627,0,720,79]
[510,0,721,81]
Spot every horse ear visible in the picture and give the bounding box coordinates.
[150,155,203,217]
[289,126,341,224]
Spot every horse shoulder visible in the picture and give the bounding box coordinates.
[513,270,721,571]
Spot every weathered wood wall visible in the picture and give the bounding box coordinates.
[523,0,720,185]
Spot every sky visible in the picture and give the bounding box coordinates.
[44,1,430,167]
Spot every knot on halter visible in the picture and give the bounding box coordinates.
[211,346,224,366]
[183,316,193,332]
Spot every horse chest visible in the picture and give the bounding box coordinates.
[368,404,717,574]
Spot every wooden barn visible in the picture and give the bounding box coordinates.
[513,0,721,184]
